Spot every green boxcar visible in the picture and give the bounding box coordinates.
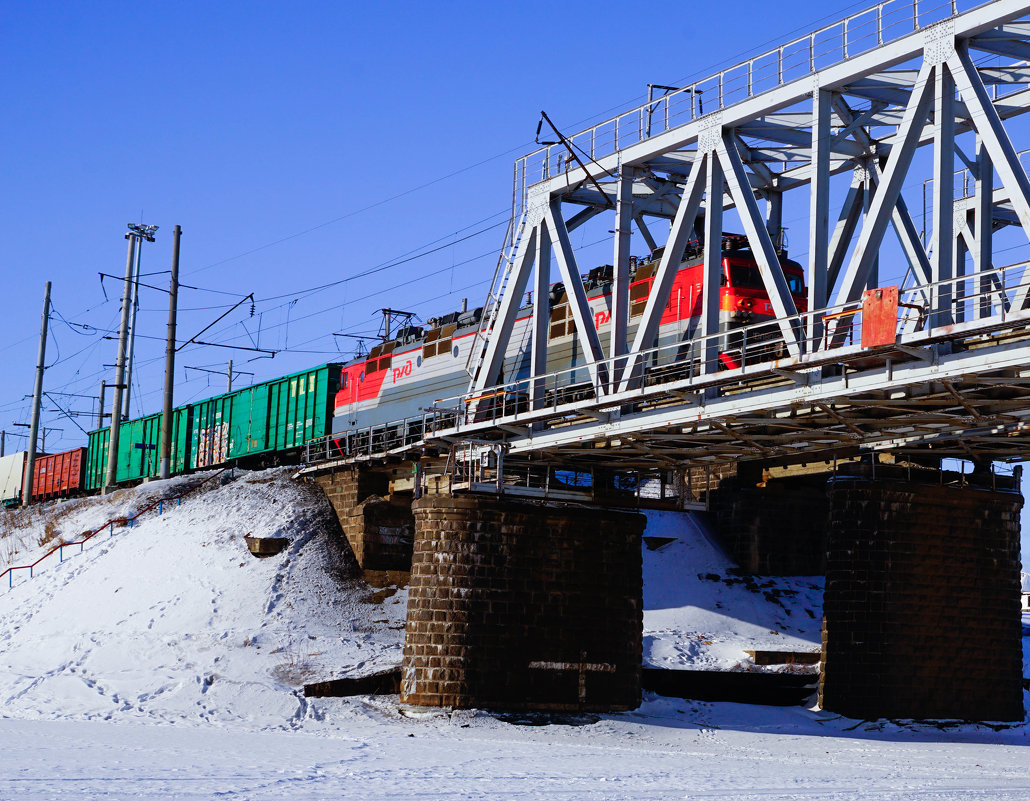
[86,407,191,490]
[86,363,342,488]
[188,363,341,468]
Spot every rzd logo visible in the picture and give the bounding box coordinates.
[594,310,611,329]
[392,360,412,384]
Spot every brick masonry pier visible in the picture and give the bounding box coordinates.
[819,465,1024,721]
[401,495,646,711]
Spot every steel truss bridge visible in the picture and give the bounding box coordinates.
[307,0,1030,478]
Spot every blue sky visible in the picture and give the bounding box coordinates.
[2,0,897,442]
[2,0,1028,559]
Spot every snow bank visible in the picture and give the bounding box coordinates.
[0,472,1025,764]
[0,469,407,730]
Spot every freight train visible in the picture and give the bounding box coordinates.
[2,234,805,506]
[0,449,87,507]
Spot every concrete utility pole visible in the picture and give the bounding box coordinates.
[122,224,157,420]
[23,281,51,507]
[122,235,142,420]
[97,380,106,429]
[159,225,181,480]
[227,360,233,393]
[106,230,138,491]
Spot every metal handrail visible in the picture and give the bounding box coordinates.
[1,468,228,590]
[514,0,977,214]
[301,257,1030,464]
[435,258,1030,430]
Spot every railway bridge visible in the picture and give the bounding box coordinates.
[302,0,1030,721]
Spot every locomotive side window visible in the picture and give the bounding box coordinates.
[629,262,657,318]
[549,303,576,339]
[423,324,456,358]
[366,342,395,373]
[728,263,804,295]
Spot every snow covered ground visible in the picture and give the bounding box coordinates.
[0,469,1026,800]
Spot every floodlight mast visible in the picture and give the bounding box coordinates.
[105,223,154,492]
[122,223,158,421]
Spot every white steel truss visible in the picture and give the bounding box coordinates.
[299,1,1030,472]
[460,1,1030,460]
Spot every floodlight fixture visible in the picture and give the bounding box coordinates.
[126,223,159,242]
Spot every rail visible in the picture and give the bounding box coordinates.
[303,257,1030,464]
[514,0,980,217]
[1,468,229,591]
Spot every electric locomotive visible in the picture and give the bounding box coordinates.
[331,234,807,433]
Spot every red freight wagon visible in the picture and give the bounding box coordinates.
[32,447,87,501]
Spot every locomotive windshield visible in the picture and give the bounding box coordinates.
[727,264,803,295]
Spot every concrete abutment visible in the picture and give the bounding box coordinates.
[310,468,414,571]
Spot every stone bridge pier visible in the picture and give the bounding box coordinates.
[819,465,1024,722]
[400,496,646,711]
[310,466,415,571]
[304,458,1023,720]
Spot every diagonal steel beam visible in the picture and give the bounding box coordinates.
[472,221,539,392]
[730,131,775,186]
[948,42,1030,310]
[618,152,708,392]
[633,213,658,251]
[827,175,865,293]
[565,206,604,233]
[834,61,935,306]
[716,134,801,356]
[544,201,607,391]
[855,163,932,312]
[890,189,933,287]
[829,95,882,152]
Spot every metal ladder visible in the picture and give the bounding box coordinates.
[464,209,528,382]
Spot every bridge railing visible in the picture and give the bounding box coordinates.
[448,440,688,506]
[1,468,228,591]
[301,259,1030,462]
[431,258,1030,434]
[515,0,979,215]
[303,410,456,464]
